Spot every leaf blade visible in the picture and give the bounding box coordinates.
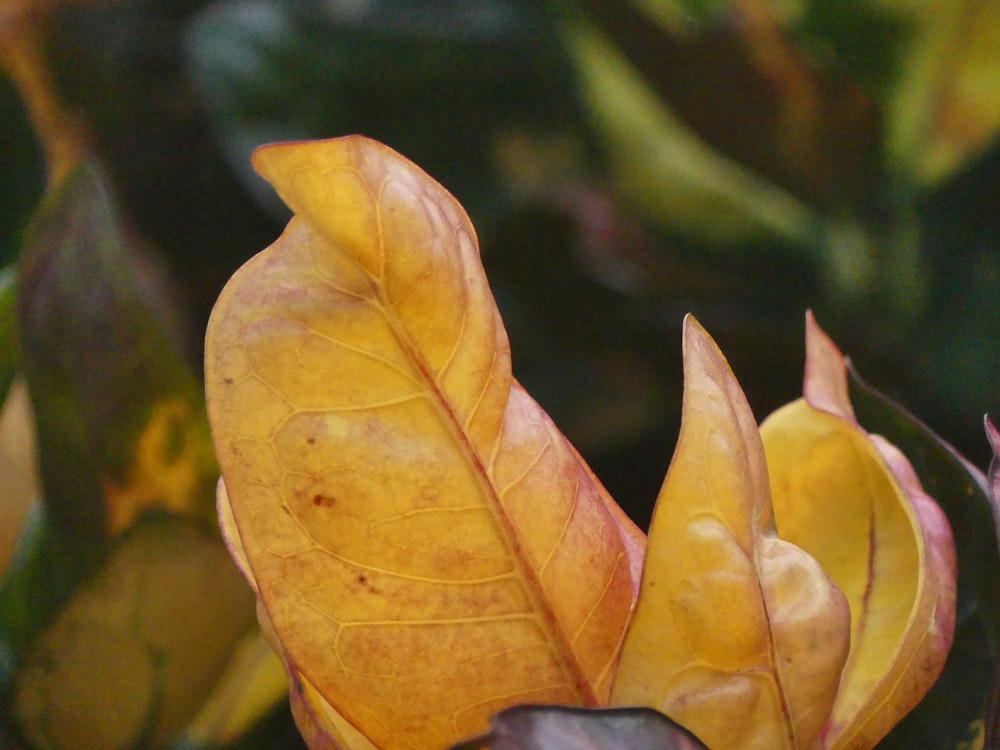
[759,314,957,749]
[611,315,850,750]
[205,136,643,748]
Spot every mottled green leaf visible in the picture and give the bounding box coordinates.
[16,159,218,558]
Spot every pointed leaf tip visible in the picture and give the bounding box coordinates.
[803,311,855,423]
[761,317,956,749]
[207,136,643,748]
[613,315,850,750]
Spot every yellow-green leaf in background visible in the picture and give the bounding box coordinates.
[610,315,851,750]
[886,0,1000,184]
[205,136,645,749]
[760,313,957,749]
[12,515,256,750]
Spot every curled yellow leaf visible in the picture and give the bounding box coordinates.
[205,136,644,749]
[611,315,850,750]
[760,313,956,749]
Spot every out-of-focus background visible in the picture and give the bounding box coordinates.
[1,1,998,748]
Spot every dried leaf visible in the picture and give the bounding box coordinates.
[448,704,708,750]
[217,480,372,750]
[759,313,957,749]
[205,136,644,748]
[611,315,850,749]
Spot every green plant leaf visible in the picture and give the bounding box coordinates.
[183,0,587,221]
[448,704,708,750]
[16,159,218,558]
[847,367,996,749]
[0,266,18,405]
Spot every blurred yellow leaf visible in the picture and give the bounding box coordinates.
[205,136,645,748]
[759,313,956,749]
[179,625,290,748]
[887,0,1000,183]
[562,21,815,244]
[13,516,256,750]
[611,315,851,749]
[101,398,217,536]
[0,379,40,581]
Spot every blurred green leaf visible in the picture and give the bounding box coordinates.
[0,266,18,405]
[848,366,997,749]
[448,705,707,750]
[572,0,883,213]
[184,0,589,222]
[794,0,911,98]
[886,0,1000,185]
[16,159,218,562]
[10,514,256,750]
[0,70,45,269]
[0,506,78,686]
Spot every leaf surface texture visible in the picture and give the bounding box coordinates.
[205,136,643,749]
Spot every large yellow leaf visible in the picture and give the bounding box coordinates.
[205,136,644,749]
[610,316,851,750]
[759,313,956,749]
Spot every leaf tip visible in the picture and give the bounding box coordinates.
[803,310,856,423]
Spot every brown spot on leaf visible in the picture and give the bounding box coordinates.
[312,494,335,508]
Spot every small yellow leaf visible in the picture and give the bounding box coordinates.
[206,136,644,748]
[759,313,956,749]
[611,316,850,750]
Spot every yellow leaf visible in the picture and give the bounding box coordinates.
[218,478,373,749]
[611,315,850,750]
[205,136,645,749]
[101,398,217,535]
[759,313,956,749]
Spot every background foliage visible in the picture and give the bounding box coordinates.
[1,0,999,748]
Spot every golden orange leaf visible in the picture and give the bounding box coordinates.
[610,315,850,750]
[205,136,644,749]
[759,313,956,749]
